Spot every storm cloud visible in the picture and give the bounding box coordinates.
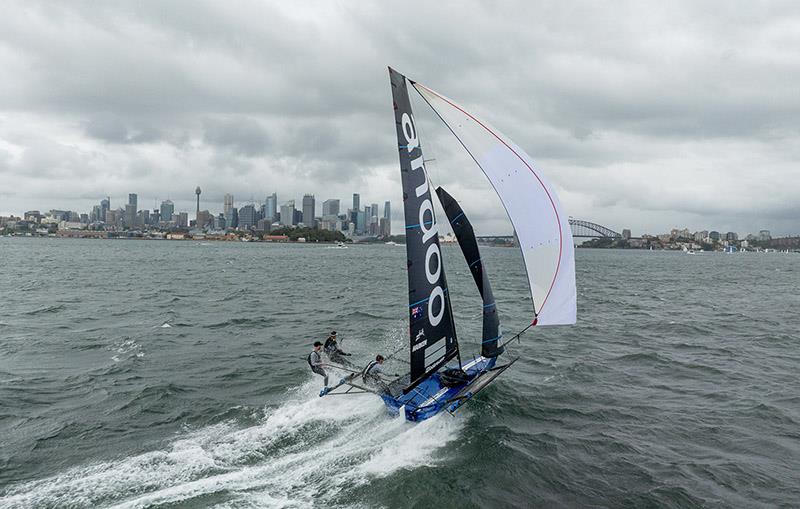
[0,0,798,235]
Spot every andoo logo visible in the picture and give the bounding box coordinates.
[402,112,445,329]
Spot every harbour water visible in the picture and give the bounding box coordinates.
[1,237,798,508]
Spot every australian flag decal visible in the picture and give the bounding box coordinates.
[411,305,424,320]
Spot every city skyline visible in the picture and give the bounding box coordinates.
[3,185,794,242]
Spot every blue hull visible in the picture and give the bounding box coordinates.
[381,356,498,421]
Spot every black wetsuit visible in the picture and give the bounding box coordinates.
[324,337,350,363]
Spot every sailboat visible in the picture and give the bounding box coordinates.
[319,68,576,421]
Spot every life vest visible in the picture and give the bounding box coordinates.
[307,352,315,368]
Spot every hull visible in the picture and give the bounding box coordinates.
[381,356,502,421]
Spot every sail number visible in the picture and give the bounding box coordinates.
[402,112,444,328]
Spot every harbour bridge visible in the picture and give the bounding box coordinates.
[476,219,622,243]
[568,219,622,239]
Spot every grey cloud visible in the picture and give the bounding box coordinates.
[203,116,271,156]
[85,114,164,144]
[1,0,799,234]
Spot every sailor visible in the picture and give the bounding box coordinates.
[362,355,391,389]
[324,331,351,363]
[307,341,328,388]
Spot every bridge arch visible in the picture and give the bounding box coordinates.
[568,219,621,238]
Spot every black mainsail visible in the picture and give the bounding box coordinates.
[436,187,504,358]
[389,67,459,391]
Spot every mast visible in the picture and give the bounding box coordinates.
[436,186,503,358]
[389,67,459,392]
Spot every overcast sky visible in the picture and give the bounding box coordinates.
[1,1,798,235]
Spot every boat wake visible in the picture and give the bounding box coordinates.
[1,380,464,508]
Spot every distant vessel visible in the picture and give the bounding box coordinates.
[320,68,576,421]
[384,241,397,246]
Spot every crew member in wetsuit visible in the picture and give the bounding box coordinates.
[323,331,351,363]
[308,341,328,388]
[362,355,398,392]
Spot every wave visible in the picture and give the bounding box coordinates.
[206,317,276,329]
[23,305,65,316]
[0,381,464,508]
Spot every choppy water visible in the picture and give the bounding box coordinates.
[1,237,798,508]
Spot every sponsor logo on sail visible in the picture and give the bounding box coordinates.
[401,112,445,330]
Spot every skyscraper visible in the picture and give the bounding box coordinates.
[125,193,138,227]
[265,193,277,222]
[160,200,174,224]
[125,203,137,228]
[197,210,211,229]
[383,201,391,219]
[370,203,378,219]
[280,201,295,226]
[322,199,340,217]
[302,194,316,227]
[238,205,257,230]
[352,193,360,214]
[100,198,110,223]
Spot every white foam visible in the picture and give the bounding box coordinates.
[1,379,465,508]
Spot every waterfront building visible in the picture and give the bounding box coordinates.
[24,211,42,223]
[238,204,257,230]
[224,193,235,223]
[49,210,69,221]
[322,199,340,217]
[759,230,771,242]
[293,208,303,225]
[265,193,277,222]
[160,200,174,225]
[370,215,379,235]
[725,232,738,242]
[151,210,160,224]
[302,194,316,228]
[197,210,212,228]
[280,201,295,226]
[100,198,110,223]
[371,203,378,220]
[128,193,138,210]
[124,203,137,228]
[379,217,390,237]
[176,212,188,228]
[257,218,271,232]
[383,201,390,219]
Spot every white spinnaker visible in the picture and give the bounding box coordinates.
[413,82,576,325]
